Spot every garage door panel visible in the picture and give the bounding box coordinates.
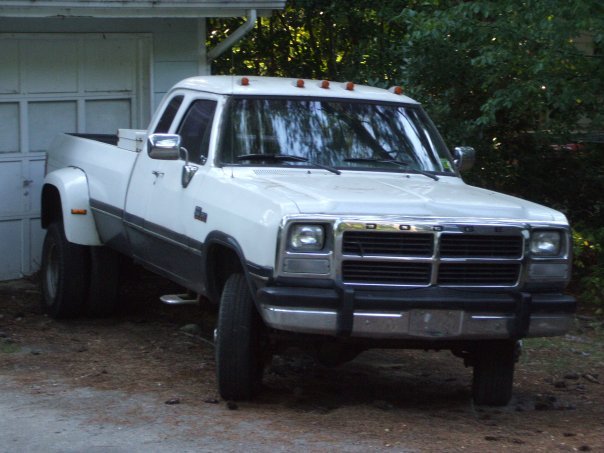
[29,101,77,152]
[86,99,131,134]
[84,39,135,93]
[0,41,19,94]
[0,33,150,280]
[22,40,78,94]
[0,220,22,280]
[0,103,20,153]
[0,159,24,214]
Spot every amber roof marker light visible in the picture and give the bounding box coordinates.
[345,81,355,91]
[390,86,404,95]
[241,77,250,86]
[320,80,330,89]
[296,79,305,88]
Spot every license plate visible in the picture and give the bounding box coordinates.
[409,309,463,338]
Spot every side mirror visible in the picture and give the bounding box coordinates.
[453,146,476,172]
[148,134,181,160]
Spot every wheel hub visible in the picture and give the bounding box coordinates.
[45,242,59,303]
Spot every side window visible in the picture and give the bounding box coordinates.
[154,95,184,133]
[177,99,217,165]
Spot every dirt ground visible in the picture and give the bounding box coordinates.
[1,269,603,452]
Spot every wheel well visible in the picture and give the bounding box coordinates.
[206,244,244,303]
[41,185,62,229]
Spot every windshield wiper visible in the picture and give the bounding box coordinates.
[235,153,341,175]
[344,158,439,181]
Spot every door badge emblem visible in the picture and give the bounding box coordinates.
[194,206,208,222]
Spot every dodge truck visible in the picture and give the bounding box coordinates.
[41,76,576,406]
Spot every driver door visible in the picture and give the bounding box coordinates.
[138,97,218,290]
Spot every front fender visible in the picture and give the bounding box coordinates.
[43,167,102,245]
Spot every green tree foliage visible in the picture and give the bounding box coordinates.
[398,1,604,211]
[208,1,408,85]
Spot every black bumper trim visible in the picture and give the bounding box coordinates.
[257,286,576,315]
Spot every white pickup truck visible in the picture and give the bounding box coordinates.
[41,76,576,405]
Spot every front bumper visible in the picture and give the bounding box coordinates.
[256,286,576,340]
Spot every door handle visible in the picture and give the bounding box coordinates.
[152,170,164,177]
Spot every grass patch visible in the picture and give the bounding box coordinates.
[0,338,20,354]
[522,326,604,374]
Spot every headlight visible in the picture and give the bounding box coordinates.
[289,224,325,251]
[530,231,562,256]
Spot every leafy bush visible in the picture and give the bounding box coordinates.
[572,227,604,309]
[467,143,604,227]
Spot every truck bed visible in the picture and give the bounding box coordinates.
[68,133,119,146]
[46,132,143,217]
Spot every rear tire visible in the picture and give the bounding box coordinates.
[87,246,120,317]
[41,222,90,318]
[472,340,516,406]
[215,273,265,400]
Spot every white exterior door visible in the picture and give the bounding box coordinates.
[0,33,151,280]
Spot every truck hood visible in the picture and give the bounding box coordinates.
[230,169,566,223]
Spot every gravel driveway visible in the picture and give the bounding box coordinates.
[1,275,603,452]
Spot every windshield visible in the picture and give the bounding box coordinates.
[218,97,456,175]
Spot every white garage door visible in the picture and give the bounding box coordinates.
[0,33,151,280]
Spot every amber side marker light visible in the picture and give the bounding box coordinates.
[241,77,250,86]
[71,209,87,215]
[296,79,305,88]
[320,80,330,89]
[345,81,355,91]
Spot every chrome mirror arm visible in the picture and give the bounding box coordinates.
[179,147,198,188]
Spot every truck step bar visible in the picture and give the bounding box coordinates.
[160,294,198,305]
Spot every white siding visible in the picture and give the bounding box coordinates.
[0,18,209,109]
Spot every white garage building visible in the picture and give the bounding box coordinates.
[0,0,285,280]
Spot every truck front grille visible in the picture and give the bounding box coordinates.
[437,263,521,286]
[340,227,524,288]
[342,261,432,285]
[440,234,522,258]
[343,231,433,256]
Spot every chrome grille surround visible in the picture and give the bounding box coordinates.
[276,216,571,289]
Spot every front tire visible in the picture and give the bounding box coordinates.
[215,273,265,400]
[41,222,90,318]
[472,340,516,406]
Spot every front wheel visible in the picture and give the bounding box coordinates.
[41,222,90,318]
[215,273,265,400]
[472,340,516,406]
